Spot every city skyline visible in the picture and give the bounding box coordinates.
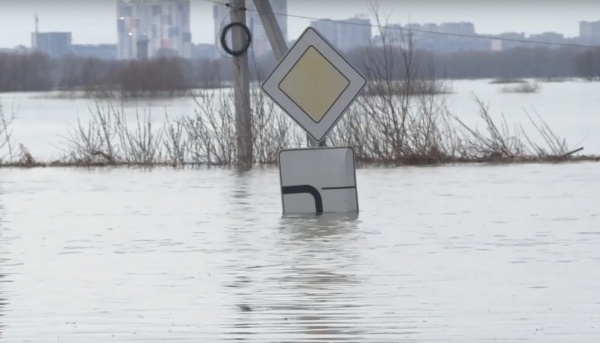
[1,0,600,49]
[116,0,193,59]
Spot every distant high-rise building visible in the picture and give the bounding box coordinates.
[31,32,72,58]
[310,15,372,51]
[529,31,564,44]
[376,23,404,46]
[310,19,341,47]
[580,21,600,40]
[339,15,371,51]
[439,22,476,35]
[213,0,287,58]
[117,0,192,60]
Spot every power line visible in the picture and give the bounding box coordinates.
[207,0,600,50]
[204,0,229,7]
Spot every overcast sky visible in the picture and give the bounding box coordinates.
[0,0,599,48]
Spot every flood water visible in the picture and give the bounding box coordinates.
[1,162,599,342]
[1,79,600,160]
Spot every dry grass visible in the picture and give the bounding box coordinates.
[362,80,452,97]
[0,90,595,168]
[50,88,303,167]
[500,82,540,93]
[489,78,527,84]
[0,101,16,163]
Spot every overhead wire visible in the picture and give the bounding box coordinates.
[206,0,600,50]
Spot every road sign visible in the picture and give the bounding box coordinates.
[262,27,367,142]
[279,147,358,214]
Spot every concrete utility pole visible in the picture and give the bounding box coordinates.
[231,0,253,168]
[253,0,325,147]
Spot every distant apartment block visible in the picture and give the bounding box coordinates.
[213,0,287,58]
[31,32,72,58]
[310,15,372,52]
[489,32,526,51]
[117,0,192,60]
[374,23,405,46]
[529,32,564,44]
[310,19,340,46]
[438,22,476,35]
[339,15,372,51]
[580,20,600,40]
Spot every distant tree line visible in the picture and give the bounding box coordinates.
[0,46,599,95]
[57,55,230,98]
[574,49,600,80]
[0,52,230,96]
[0,52,52,92]
[345,46,598,80]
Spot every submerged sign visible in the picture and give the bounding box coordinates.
[279,147,358,214]
[262,27,366,215]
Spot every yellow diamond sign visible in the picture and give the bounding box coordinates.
[279,47,350,123]
[262,27,366,142]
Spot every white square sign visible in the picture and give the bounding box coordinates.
[279,147,358,214]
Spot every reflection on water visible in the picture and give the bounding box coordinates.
[0,183,6,339]
[223,171,365,341]
[0,163,598,342]
[272,215,364,342]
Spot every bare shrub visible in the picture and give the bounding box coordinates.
[575,49,600,81]
[184,91,237,165]
[251,87,304,164]
[500,82,540,93]
[329,10,460,164]
[58,88,303,166]
[489,78,527,84]
[328,7,578,165]
[452,97,529,159]
[0,101,17,163]
[521,110,569,157]
[62,101,165,165]
[178,88,303,165]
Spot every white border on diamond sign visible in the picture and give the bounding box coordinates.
[262,27,367,142]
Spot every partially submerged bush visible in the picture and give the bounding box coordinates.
[0,101,16,163]
[58,88,304,166]
[0,86,593,168]
[362,80,451,96]
[489,78,527,84]
[500,81,540,93]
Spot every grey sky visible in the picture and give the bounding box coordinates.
[0,0,599,48]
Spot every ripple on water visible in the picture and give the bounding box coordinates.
[0,165,599,341]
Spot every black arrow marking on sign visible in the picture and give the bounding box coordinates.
[281,185,323,214]
[321,186,356,190]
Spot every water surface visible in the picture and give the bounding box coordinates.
[1,79,599,160]
[0,162,599,342]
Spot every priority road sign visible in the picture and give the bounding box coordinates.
[262,27,367,142]
[279,147,358,214]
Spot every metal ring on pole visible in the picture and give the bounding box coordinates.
[220,22,252,57]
